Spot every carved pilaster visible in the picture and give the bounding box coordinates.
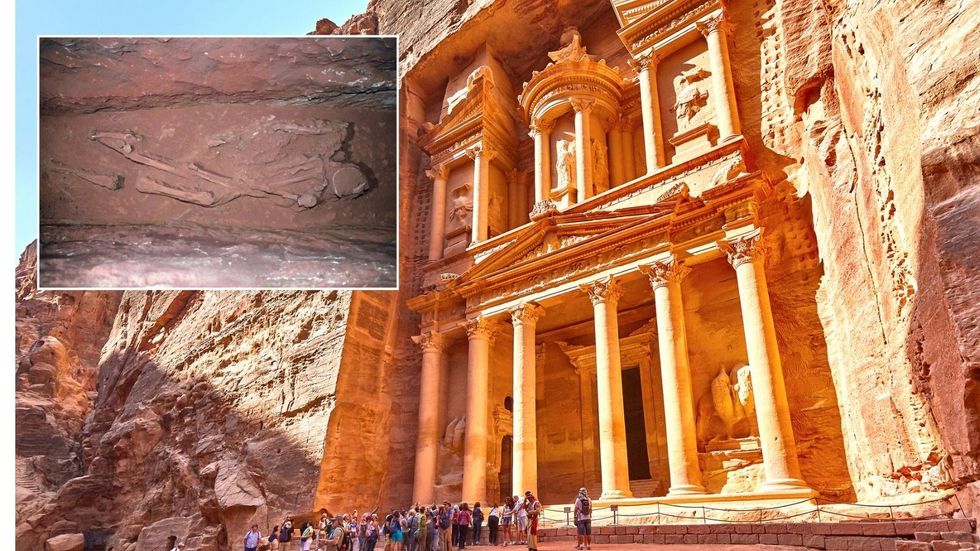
[719,228,765,269]
[580,275,623,305]
[639,257,691,290]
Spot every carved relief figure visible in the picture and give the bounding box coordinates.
[449,184,474,228]
[672,67,711,128]
[443,417,466,455]
[556,139,576,189]
[696,365,757,445]
[592,138,609,191]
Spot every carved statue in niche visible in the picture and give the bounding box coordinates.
[556,139,576,189]
[696,365,757,446]
[448,184,473,228]
[443,416,466,455]
[672,67,711,129]
[592,138,609,191]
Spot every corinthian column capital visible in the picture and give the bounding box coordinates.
[466,143,497,162]
[696,11,732,37]
[570,97,596,114]
[412,330,446,353]
[718,228,766,269]
[425,164,449,181]
[580,275,623,305]
[529,119,555,137]
[510,302,545,326]
[465,317,498,341]
[639,257,691,290]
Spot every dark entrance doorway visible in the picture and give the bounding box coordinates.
[622,367,651,480]
[499,435,513,500]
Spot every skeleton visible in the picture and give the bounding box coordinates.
[49,158,122,190]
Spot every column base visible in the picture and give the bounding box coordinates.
[757,477,815,496]
[599,489,634,500]
[666,484,708,496]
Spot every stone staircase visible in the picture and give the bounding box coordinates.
[538,518,979,550]
[584,478,666,499]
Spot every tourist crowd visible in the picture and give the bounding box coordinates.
[230,488,595,551]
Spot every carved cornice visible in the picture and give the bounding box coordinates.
[639,256,690,290]
[412,330,447,353]
[465,317,498,341]
[580,275,623,305]
[616,0,723,58]
[510,302,545,327]
[718,228,765,268]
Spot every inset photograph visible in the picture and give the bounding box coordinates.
[38,36,397,289]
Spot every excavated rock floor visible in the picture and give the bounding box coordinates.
[38,222,396,288]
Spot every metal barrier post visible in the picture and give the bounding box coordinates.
[656,503,661,526]
[564,506,571,527]
[701,506,707,524]
[611,505,619,525]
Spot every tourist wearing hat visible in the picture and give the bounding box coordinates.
[574,488,592,550]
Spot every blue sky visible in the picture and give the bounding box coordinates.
[14,0,367,254]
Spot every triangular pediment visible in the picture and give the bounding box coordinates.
[455,197,692,287]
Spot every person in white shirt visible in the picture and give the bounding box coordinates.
[574,488,592,550]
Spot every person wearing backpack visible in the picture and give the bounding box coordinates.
[471,503,483,546]
[438,504,452,551]
[573,488,592,550]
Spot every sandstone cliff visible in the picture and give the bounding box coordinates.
[14,243,379,550]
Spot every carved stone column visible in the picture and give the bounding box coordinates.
[622,117,638,182]
[571,98,595,204]
[608,122,625,186]
[510,302,545,498]
[530,120,553,208]
[426,165,449,261]
[411,330,447,504]
[719,230,810,493]
[639,258,706,495]
[580,276,633,499]
[463,317,497,502]
[467,145,495,245]
[697,13,741,141]
[637,54,666,171]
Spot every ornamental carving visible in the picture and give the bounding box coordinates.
[548,27,591,63]
[556,139,577,190]
[719,228,765,268]
[592,138,609,191]
[696,12,731,37]
[673,68,711,128]
[529,200,558,220]
[465,317,498,340]
[411,331,446,353]
[639,257,690,290]
[509,302,545,326]
[449,184,473,228]
[580,275,623,305]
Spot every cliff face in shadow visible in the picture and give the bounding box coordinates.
[15,243,360,551]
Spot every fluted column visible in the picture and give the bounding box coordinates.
[697,13,741,141]
[411,331,447,504]
[530,120,553,208]
[639,258,706,495]
[580,276,633,499]
[463,317,497,502]
[571,98,595,204]
[426,165,449,261]
[719,229,810,493]
[467,145,495,244]
[510,302,545,498]
[637,54,666,171]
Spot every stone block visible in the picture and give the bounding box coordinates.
[687,524,709,534]
[660,525,687,534]
[735,523,755,534]
[715,533,732,544]
[642,534,665,544]
[846,536,884,550]
[664,534,685,544]
[732,534,760,545]
[933,541,964,551]
[44,533,84,551]
[767,523,791,534]
[703,534,718,544]
[803,534,827,549]
[863,523,898,536]
[759,533,779,545]
[614,526,627,535]
[914,521,950,533]
[683,534,698,544]
[942,532,974,542]
[813,524,836,535]
[825,536,850,550]
[778,533,804,546]
[917,532,943,542]
[894,542,933,551]
[632,534,643,543]
[592,535,608,544]
[946,520,973,533]
[879,540,897,551]
[831,523,861,535]
[638,525,657,535]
